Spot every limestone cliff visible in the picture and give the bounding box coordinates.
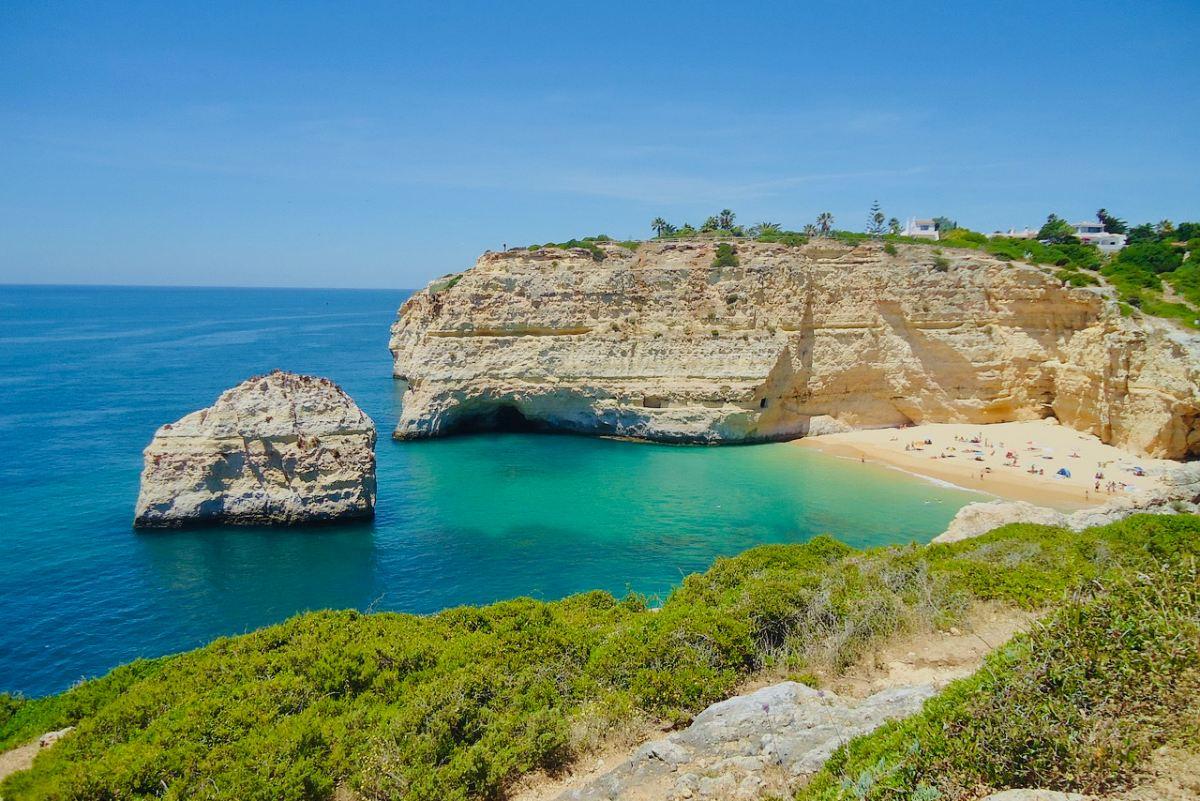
[134,371,376,527]
[390,240,1200,458]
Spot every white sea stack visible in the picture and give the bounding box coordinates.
[133,370,376,528]
[390,239,1200,457]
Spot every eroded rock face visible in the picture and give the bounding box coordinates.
[554,682,934,801]
[390,240,1200,457]
[134,371,376,528]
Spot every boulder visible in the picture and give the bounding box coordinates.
[933,501,1067,544]
[134,371,376,527]
[554,681,934,800]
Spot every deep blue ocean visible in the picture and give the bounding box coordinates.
[0,285,986,697]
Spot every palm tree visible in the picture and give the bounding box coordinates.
[700,216,720,232]
[816,212,834,236]
[651,217,669,238]
[717,209,736,230]
[803,224,818,237]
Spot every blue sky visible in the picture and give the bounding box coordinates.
[2,1,1197,288]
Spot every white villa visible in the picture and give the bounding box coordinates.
[989,228,1038,239]
[1072,221,1127,253]
[902,218,939,240]
[901,216,1127,253]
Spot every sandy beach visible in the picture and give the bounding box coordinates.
[796,419,1172,511]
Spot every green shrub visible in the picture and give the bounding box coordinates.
[1117,240,1184,274]
[883,243,897,255]
[799,554,1200,800]
[940,228,987,245]
[1055,268,1099,287]
[542,237,609,262]
[931,256,950,272]
[712,242,739,268]
[5,516,1199,800]
[1166,261,1200,307]
[757,230,809,247]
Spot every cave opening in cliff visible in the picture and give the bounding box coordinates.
[448,403,544,435]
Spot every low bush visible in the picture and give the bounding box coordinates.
[1055,268,1099,287]
[540,237,610,262]
[712,242,739,268]
[798,555,1200,800]
[4,516,1198,800]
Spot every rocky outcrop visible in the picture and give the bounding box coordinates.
[935,501,1069,543]
[134,371,376,527]
[933,464,1200,543]
[555,682,934,801]
[390,240,1200,457]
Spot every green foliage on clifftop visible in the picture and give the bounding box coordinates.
[3,515,1199,800]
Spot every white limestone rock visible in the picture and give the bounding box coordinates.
[933,501,1068,544]
[554,681,934,801]
[134,371,376,528]
[390,239,1200,456]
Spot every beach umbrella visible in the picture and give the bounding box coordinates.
[1056,467,1071,478]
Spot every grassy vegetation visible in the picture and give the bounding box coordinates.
[3,515,1199,800]
[909,232,1102,273]
[429,274,462,293]
[799,553,1200,800]
[530,235,635,262]
[712,242,739,268]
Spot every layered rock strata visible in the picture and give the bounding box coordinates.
[390,240,1200,458]
[134,371,376,527]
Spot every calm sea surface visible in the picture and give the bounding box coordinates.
[0,285,986,697]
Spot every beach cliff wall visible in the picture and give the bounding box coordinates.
[389,239,1200,458]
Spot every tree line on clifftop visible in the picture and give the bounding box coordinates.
[515,205,1198,328]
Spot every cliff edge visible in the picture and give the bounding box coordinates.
[390,239,1200,458]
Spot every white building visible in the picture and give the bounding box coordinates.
[988,228,1038,239]
[902,218,939,240]
[1073,221,1127,253]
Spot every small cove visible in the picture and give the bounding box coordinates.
[0,285,987,697]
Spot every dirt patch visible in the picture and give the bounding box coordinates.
[1110,745,1200,800]
[0,740,41,782]
[0,727,73,782]
[822,602,1033,698]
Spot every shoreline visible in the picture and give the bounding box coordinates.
[795,420,1172,512]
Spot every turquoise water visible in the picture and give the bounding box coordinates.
[0,286,986,697]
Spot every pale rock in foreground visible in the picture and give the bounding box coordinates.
[554,682,934,801]
[935,501,1068,543]
[391,240,1200,457]
[134,371,376,527]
